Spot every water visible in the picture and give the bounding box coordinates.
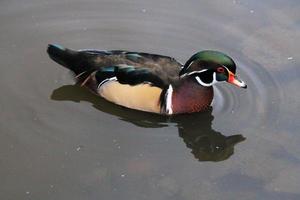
[1,0,300,199]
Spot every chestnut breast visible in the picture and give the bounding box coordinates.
[172,79,213,114]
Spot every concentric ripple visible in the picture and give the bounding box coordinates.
[213,56,281,128]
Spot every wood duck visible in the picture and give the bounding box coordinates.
[47,44,247,115]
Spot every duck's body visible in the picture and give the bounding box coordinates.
[47,44,246,115]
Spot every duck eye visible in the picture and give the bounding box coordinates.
[217,67,225,73]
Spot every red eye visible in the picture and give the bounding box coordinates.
[217,67,225,73]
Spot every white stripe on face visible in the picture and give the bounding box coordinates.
[195,72,217,87]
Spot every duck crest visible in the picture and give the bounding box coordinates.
[171,79,213,114]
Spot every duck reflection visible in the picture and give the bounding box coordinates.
[51,85,245,162]
[175,113,245,161]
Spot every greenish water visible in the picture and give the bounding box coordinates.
[0,0,300,199]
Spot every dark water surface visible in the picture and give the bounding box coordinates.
[1,0,300,199]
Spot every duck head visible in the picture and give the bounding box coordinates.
[179,51,247,89]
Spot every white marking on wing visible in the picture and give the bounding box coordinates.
[97,77,118,89]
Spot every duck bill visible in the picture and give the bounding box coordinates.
[228,71,247,89]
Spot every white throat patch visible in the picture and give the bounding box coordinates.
[195,72,217,87]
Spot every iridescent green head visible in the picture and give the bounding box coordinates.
[180,51,247,88]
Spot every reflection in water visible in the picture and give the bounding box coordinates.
[51,84,245,162]
[176,113,245,161]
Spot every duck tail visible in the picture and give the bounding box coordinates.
[47,44,84,75]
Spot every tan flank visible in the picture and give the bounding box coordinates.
[99,81,162,113]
